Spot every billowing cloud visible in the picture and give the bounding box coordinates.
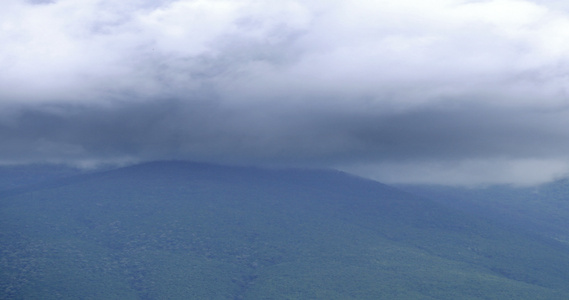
[2,0,569,185]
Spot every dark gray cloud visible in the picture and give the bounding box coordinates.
[4,98,569,185]
[2,0,569,185]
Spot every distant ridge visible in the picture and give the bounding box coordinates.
[0,164,85,191]
[399,179,569,247]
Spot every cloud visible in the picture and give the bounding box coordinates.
[344,158,569,187]
[2,0,569,185]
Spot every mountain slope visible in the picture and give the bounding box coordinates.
[399,179,569,246]
[2,161,569,299]
[0,164,84,191]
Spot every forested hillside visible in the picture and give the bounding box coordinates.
[2,162,569,299]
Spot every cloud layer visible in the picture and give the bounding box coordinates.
[2,0,569,185]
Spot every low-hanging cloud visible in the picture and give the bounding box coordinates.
[2,0,569,185]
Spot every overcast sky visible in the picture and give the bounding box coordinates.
[2,0,569,186]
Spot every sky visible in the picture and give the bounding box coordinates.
[2,0,569,186]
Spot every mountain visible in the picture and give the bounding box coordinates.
[0,164,84,191]
[2,161,569,299]
[399,179,569,246]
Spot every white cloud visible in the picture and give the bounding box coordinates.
[3,0,569,185]
[342,158,569,187]
[1,0,569,107]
